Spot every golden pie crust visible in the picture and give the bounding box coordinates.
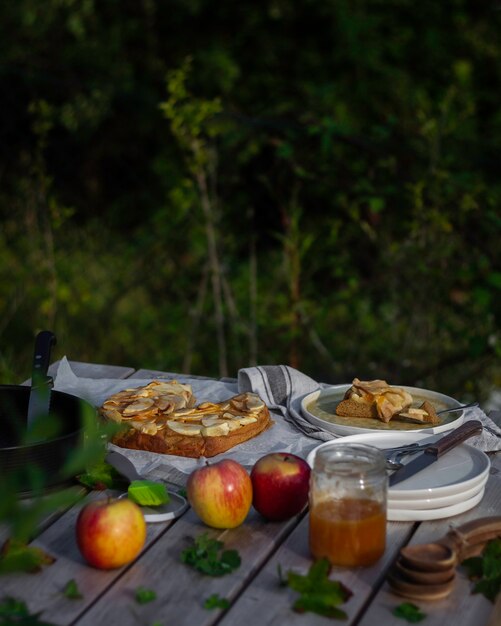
[100,381,272,458]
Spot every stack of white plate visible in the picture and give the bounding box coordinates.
[306,432,490,522]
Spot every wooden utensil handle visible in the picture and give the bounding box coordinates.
[441,516,501,558]
[431,420,483,457]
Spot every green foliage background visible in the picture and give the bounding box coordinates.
[0,0,499,401]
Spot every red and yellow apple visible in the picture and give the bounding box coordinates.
[187,459,252,529]
[76,498,147,569]
[250,452,311,521]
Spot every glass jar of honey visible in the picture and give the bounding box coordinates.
[309,443,387,567]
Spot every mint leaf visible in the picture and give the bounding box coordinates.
[135,587,157,604]
[284,559,352,619]
[181,533,241,577]
[63,579,83,600]
[393,602,426,623]
[462,556,483,579]
[204,594,230,610]
[0,596,56,625]
[462,538,501,602]
[473,578,501,603]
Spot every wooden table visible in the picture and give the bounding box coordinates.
[1,361,501,626]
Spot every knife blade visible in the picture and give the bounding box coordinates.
[389,420,483,487]
[26,330,56,428]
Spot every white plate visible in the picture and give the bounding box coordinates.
[388,480,486,510]
[301,385,464,437]
[119,491,188,523]
[307,432,490,502]
[388,488,485,521]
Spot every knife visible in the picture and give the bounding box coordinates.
[26,330,56,428]
[389,420,483,487]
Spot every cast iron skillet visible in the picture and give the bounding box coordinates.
[0,385,92,496]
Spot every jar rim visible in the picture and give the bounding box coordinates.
[314,443,386,475]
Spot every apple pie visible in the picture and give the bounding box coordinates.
[100,381,273,458]
[335,378,439,424]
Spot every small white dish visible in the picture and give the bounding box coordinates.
[387,488,485,522]
[307,432,490,502]
[301,385,464,437]
[119,491,188,523]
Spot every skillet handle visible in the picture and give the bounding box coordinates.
[31,330,56,386]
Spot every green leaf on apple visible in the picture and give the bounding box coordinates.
[284,559,352,619]
[128,481,169,507]
[135,587,157,604]
[204,594,230,610]
[62,579,83,600]
[0,596,56,625]
[181,533,241,576]
[0,539,56,574]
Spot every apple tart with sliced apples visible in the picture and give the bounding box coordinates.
[100,381,272,458]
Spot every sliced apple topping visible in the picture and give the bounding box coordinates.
[123,398,155,415]
[245,394,266,412]
[236,415,258,426]
[201,416,226,427]
[167,421,202,436]
[201,422,231,437]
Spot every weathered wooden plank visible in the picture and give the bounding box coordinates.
[75,508,304,626]
[0,490,177,626]
[356,456,501,626]
[215,517,414,626]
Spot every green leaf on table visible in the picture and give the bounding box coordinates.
[0,596,56,625]
[180,533,241,577]
[128,481,169,507]
[462,538,501,602]
[135,587,157,604]
[284,558,352,619]
[62,579,83,600]
[0,539,56,575]
[204,594,230,610]
[393,602,426,623]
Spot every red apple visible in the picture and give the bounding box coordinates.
[187,459,252,529]
[251,452,311,521]
[76,498,147,569]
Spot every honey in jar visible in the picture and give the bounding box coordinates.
[309,444,387,567]
[309,497,386,566]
